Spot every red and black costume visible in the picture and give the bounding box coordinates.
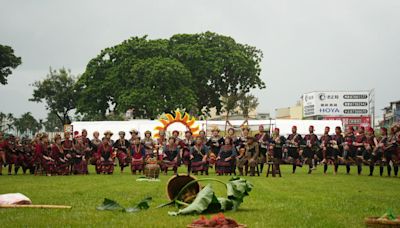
[97,143,114,174]
[113,139,131,171]
[130,143,145,174]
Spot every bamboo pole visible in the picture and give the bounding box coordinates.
[0,204,72,209]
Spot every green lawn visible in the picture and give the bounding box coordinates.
[0,165,399,227]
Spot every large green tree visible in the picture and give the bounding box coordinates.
[43,112,64,132]
[30,68,77,125]
[76,32,265,119]
[0,44,22,85]
[13,112,40,136]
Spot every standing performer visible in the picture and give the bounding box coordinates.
[206,127,224,167]
[0,131,8,175]
[21,138,35,175]
[302,126,319,174]
[216,137,236,175]
[365,128,378,176]
[130,137,145,175]
[238,126,250,148]
[190,136,210,175]
[270,128,285,175]
[319,127,333,174]
[162,137,180,175]
[255,125,269,173]
[374,127,388,176]
[285,126,302,173]
[142,131,155,159]
[353,127,367,175]
[245,137,259,176]
[97,137,114,174]
[180,131,194,173]
[331,126,345,174]
[388,124,399,177]
[113,131,130,173]
[343,126,356,174]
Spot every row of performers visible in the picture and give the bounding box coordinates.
[0,128,261,176]
[1,123,399,177]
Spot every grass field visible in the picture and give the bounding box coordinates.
[0,165,399,228]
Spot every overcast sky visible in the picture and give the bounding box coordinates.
[1,0,399,120]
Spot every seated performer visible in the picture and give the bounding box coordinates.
[72,136,88,175]
[142,130,155,159]
[206,127,224,167]
[130,137,146,175]
[36,133,56,176]
[216,137,236,175]
[113,131,131,173]
[162,137,179,175]
[180,131,194,172]
[190,136,210,175]
[51,134,69,175]
[96,137,114,174]
[245,136,259,176]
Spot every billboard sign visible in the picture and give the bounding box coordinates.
[303,91,371,117]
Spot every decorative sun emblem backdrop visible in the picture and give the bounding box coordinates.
[154,110,200,138]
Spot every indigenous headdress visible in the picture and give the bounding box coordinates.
[172,130,180,135]
[241,125,250,131]
[104,130,113,136]
[129,129,138,134]
[144,130,152,135]
[118,131,125,136]
[211,126,220,132]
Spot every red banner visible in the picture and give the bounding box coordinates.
[323,116,371,129]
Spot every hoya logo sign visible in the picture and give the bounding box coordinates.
[319,107,340,114]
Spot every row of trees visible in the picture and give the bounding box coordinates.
[31,32,265,125]
[0,112,63,136]
[3,31,266,127]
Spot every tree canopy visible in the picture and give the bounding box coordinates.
[30,68,77,125]
[0,44,22,85]
[76,31,265,119]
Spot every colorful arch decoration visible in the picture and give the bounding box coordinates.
[154,110,200,138]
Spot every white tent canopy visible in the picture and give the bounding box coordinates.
[71,119,343,140]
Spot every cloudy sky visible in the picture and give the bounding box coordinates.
[1,0,399,120]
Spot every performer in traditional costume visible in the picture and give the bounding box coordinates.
[302,126,319,174]
[254,125,269,173]
[36,133,55,176]
[0,131,8,175]
[269,128,285,174]
[142,130,155,159]
[128,129,139,145]
[190,136,210,175]
[365,127,378,176]
[180,131,194,172]
[51,134,69,175]
[21,138,35,175]
[245,137,259,176]
[206,127,224,167]
[285,126,302,173]
[62,131,75,174]
[81,129,93,168]
[104,130,114,146]
[113,131,130,173]
[353,127,367,175]
[155,130,167,161]
[90,131,102,167]
[72,136,88,175]
[5,135,17,175]
[319,127,333,174]
[216,137,236,175]
[198,130,208,145]
[96,137,114,174]
[162,137,180,175]
[238,126,250,148]
[343,126,356,174]
[331,126,345,174]
[130,137,146,174]
[226,128,240,148]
